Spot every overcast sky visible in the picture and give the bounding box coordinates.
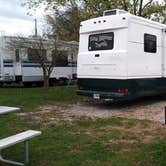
[0,0,164,36]
[0,0,44,36]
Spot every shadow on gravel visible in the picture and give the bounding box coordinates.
[83,94,166,110]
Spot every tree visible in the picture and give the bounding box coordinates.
[7,35,60,88]
[141,1,166,23]
[82,0,129,18]
[22,0,83,41]
[83,0,166,19]
[22,0,166,18]
[46,5,82,41]
[22,0,166,41]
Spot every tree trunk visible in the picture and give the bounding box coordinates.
[42,68,50,88]
[138,0,143,16]
[43,74,49,88]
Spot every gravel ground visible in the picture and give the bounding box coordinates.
[39,96,166,124]
[66,101,165,123]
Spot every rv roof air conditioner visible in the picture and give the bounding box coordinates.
[103,9,127,16]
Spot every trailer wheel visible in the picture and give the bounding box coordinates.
[58,78,69,86]
[36,82,43,87]
[0,82,3,87]
[50,79,58,87]
[23,82,32,87]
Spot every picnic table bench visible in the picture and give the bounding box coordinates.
[0,106,42,166]
[0,106,20,115]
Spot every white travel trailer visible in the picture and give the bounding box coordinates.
[0,36,78,86]
[77,9,166,100]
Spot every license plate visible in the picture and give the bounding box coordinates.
[93,93,100,99]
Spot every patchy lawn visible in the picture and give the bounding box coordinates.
[0,86,81,111]
[0,87,166,166]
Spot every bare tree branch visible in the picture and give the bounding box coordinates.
[142,0,153,11]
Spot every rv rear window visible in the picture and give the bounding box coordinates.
[144,34,157,53]
[88,32,114,51]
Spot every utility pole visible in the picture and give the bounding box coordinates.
[34,18,38,37]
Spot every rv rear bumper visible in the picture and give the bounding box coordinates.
[77,90,129,100]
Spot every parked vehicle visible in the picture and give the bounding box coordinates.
[77,9,166,100]
[0,36,77,86]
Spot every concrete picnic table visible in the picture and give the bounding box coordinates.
[0,106,41,166]
[0,106,20,115]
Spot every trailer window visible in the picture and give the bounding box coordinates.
[28,48,47,61]
[144,34,157,53]
[52,50,68,66]
[89,32,114,51]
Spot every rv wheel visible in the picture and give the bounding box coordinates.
[23,82,32,87]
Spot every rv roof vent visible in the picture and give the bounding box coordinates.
[103,9,127,16]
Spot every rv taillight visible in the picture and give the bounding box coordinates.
[79,86,84,90]
[118,88,128,94]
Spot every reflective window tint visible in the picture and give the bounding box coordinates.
[89,32,114,51]
[144,34,157,53]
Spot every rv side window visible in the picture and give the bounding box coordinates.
[144,34,157,53]
[89,32,114,51]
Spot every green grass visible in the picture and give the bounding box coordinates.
[0,86,81,111]
[0,87,166,166]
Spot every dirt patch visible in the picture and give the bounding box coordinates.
[16,98,166,145]
[17,97,166,125]
[52,98,166,123]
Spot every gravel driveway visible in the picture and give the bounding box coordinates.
[66,100,165,123]
[39,96,166,124]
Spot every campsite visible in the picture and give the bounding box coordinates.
[1,0,166,165]
[0,86,166,165]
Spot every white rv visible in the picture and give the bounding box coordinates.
[77,9,166,100]
[0,36,77,86]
